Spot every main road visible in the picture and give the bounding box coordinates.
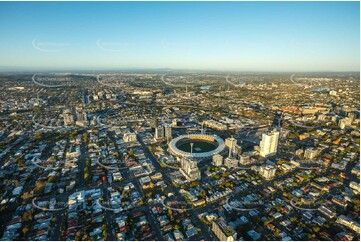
[132,126,216,241]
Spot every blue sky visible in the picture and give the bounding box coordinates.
[0,1,359,71]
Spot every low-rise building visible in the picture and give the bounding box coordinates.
[213,154,223,166]
[336,215,360,233]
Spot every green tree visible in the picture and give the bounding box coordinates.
[128,149,134,156]
[84,172,90,180]
[199,190,206,198]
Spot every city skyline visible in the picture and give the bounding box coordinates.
[0,1,360,72]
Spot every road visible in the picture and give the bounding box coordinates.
[133,127,216,241]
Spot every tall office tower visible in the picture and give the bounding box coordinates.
[234,144,242,156]
[64,113,75,125]
[212,154,223,166]
[154,125,164,140]
[164,124,172,142]
[149,118,158,128]
[259,129,279,158]
[225,137,237,155]
[180,157,201,181]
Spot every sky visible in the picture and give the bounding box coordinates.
[0,1,359,72]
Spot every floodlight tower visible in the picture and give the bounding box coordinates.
[228,138,233,158]
[201,123,205,134]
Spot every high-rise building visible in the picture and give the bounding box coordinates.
[258,164,276,180]
[224,157,239,168]
[76,111,87,122]
[225,137,238,158]
[348,112,356,122]
[212,218,237,241]
[338,117,352,130]
[180,157,200,181]
[155,125,164,140]
[164,124,172,141]
[225,137,236,151]
[149,118,158,128]
[259,129,279,158]
[212,154,223,166]
[123,132,137,143]
[63,114,74,125]
[304,148,318,160]
[63,110,75,126]
[234,144,242,156]
[239,154,251,166]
